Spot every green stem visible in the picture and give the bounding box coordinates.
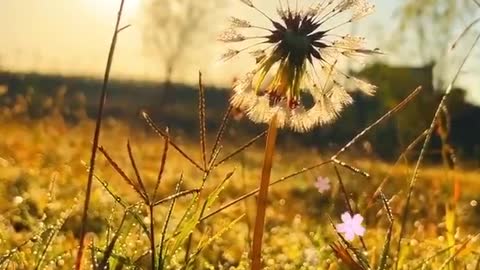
[149,204,156,270]
[251,116,278,270]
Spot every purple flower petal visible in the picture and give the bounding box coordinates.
[341,212,352,223]
[336,211,366,241]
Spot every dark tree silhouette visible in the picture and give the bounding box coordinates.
[143,0,223,88]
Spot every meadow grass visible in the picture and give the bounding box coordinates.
[1,112,479,269]
[1,1,480,269]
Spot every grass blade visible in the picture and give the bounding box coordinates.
[212,130,267,169]
[208,105,232,165]
[158,174,184,270]
[395,33,480,270]
[97,212,128,270]
[76,1,127,267]
[127,141,149,202]
[98,146,147,202]
[377,193,394,270]
[198,72,207,170]
[153,128,170,201]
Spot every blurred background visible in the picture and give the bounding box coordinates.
[1,0,479,163]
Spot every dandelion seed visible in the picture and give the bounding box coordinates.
[229,16,252,28]
[220,0,378,132]
[351,78,377,95]
[220,49,240,61]
[239,0,254,8]
[336,212,365,241]
[218,28,246,42]
[314,176,331,193]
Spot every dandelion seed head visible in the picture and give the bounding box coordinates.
[221,0,378,132]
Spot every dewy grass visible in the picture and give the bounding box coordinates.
[394,32,480,270]
[1,88,480,268]
[2,1,480,269]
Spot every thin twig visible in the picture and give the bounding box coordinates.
[152,189,200,206]
[334,165,355,216]
[153,128,170,201]
[333,165,368,251]
[127,141,149,202]
[369,129,429,206]
[333,86,423,159]
[208,105,232,165]
[395,33,480,270]
[98,146,147,201]
[158,174,183,270]
[142,111,205,171]
[212,130,267,169]
[201,160,333,221]
[332,158,370,178]
[207,145,223,170]
[117,24,131,33]
[451,17,480,50]
[75,1,126,268]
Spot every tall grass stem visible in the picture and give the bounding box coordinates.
[395,32,480,270]
[75,1,126,268]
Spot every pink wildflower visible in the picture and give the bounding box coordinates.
[336,212,365,241]
[314,176,331,194]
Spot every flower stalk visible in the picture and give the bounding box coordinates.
[251,115,278,270]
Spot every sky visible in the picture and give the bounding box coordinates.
[0,0,479,103]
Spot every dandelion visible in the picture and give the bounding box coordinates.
[220,0,379,132]
[221,1,378,268]
[336,212,366,241]
[314,176,331,193]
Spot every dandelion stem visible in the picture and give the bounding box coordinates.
[75,0,126,268]
[251,116,278,270]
